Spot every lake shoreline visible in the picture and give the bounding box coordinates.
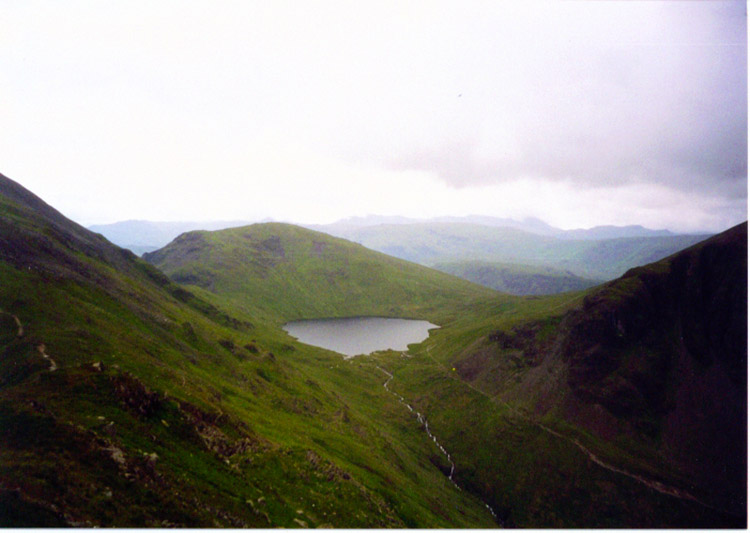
[283,317,439,357]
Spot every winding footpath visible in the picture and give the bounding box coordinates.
[12,314,23,337]
[376,365,501,525]
[536,424,699,502]
[419,345,734,517]
[36,342,58,372]
[5,313,57,372]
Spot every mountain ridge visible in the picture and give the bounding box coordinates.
[143,222,501,324]
[89,215,698,255]
[1,172,745,527]
[90,216,712,295]
[319,221,710,280]
[0,174,499,528]
[311,214,681,239]
[443,223,747,520]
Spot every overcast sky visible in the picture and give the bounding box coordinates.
[1,1,746,232]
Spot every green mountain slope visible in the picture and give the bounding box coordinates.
[0,174,499,528]
[144,218,745,527]
[2,171,743,528]
[433,260,600,295]
[143,223,500,323]
[320,222,710,281]
[383,224,746,526]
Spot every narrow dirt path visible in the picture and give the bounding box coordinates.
[12,315,23,337]
[5,313,58,372]
[417,344,726,514]
[536,425,699,502]
[36,343,57,372]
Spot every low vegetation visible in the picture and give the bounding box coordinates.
[433,260,600,295]
[0,173,745,527]
[322,221,710,280]
[143,223,500,324]
[0,175,496,527]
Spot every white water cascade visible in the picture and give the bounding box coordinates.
[376,366,500,525]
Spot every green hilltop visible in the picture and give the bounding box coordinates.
[143,222,501,324]
[0,174,498,528]
[0,172,745,528]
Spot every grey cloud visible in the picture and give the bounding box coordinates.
[379,2,746,200]
[1,0,745,231]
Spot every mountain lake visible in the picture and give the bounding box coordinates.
[283,317,438,357]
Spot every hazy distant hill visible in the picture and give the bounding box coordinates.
[88,219,259,252]
[313,222,710,281]
[3,172,744,527]
[559,224,673,240]
[90,215,686,256]
[310,215,678,240]
[93,216,701,295]
[433,261,600,295]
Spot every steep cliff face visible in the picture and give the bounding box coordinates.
[554,223,746,514]
[460,224,747,520]
[559,226,745,412]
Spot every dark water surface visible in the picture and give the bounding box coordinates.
[283,317,438,357]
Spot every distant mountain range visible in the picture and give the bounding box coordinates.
[87,219,261,254]
[89,215,685,254]
[88,217,712,295]
[310,221,710,282]
[310,215,677,240]
[3,173,746,527]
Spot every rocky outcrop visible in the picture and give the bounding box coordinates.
[559,224,746,428]
[178,402,261,459]
[110,372,164,418]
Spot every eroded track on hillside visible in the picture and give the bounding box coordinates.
[12,314,23,337]
[36,342,58,372]
[3,312,58,372]
[418,345,736,517]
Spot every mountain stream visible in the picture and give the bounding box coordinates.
[416,346,738,519]
[376,366,501,525]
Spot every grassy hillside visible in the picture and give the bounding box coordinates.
[433,260,600,295]
[374,225,746,526]
[0,174,498,528]
[144,218,745,527]
[3,171,743,527]
[320,222,710,281]
[144,223,501,324]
